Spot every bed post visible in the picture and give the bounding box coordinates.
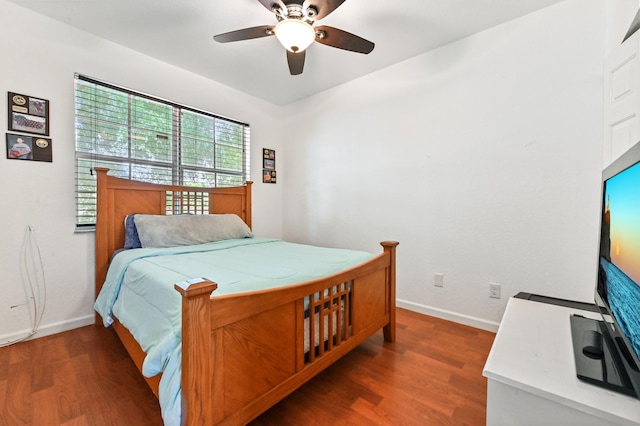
[175,280,218,426]
[245,181,253,229]
[381,241,399,342]
[94,167,110,324]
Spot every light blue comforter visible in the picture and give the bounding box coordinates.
[94,237,373,425]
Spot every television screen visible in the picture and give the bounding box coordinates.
[598,159,640,361]
[595,143,640,396]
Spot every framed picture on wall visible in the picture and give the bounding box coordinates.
[264,159,275,170]
[6,133,52,162]
[263,148,276,183]
[263,148,275,169]
[8,92,50,136]
[263,169,276,184]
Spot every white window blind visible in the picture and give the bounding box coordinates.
[74,74,250,228]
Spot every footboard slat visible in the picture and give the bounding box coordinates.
[309,297,316,363]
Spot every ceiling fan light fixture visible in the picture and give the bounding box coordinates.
[274,19,315,53]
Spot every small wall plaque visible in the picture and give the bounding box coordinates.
[6,133,52,162]
[8,92,50,136]
[263,148,276,183]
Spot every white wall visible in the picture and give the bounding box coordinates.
[2,0,639,342]
[0,0,283,343]
[280,0,612,331]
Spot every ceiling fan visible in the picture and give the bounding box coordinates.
[213,0,374,75]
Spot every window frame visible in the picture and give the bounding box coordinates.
[74,74,251,229]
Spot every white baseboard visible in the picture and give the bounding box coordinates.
[1,302,499,346]
[0,314,95,346]
[397,299,500,333]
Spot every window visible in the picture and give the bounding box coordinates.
[74,74,250,228]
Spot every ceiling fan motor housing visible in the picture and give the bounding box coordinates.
[274,3,317,24]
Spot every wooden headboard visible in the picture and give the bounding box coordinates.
[94,167,253,302]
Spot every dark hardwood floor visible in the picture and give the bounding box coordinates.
[0,308,495,425]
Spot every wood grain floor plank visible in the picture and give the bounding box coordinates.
[4,360,31,425]
[31,387,60,425]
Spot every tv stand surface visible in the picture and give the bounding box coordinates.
[483,297,640,425]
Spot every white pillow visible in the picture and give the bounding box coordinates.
[134,214,252,248]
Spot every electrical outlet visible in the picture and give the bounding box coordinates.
[434,273,444,288]
[489,283,501,299]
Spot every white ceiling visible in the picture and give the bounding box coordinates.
[9,0,565,105]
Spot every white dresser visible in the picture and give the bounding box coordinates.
[483,297,640,425]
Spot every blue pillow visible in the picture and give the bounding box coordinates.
[124,214,142,249]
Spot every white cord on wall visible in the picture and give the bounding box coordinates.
[1,225,47,347]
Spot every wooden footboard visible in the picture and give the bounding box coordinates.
[176,241,398,425]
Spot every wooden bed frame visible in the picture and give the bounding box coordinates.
[94,167,398,425]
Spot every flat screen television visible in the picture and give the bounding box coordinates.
[570,141,640,398]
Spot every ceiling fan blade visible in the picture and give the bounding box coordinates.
[257,0,287,13]
[213,25,275,43]
[303,0,346,20]
[287,50,306,75]
[314,25,374,54]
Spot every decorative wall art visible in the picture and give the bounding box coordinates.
[6,92,52,163]
[263,170,276,183]
[6,133,52,162]
[263,148,276,183]
[8,92,50,136]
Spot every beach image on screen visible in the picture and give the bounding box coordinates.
[600,161,640,361]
